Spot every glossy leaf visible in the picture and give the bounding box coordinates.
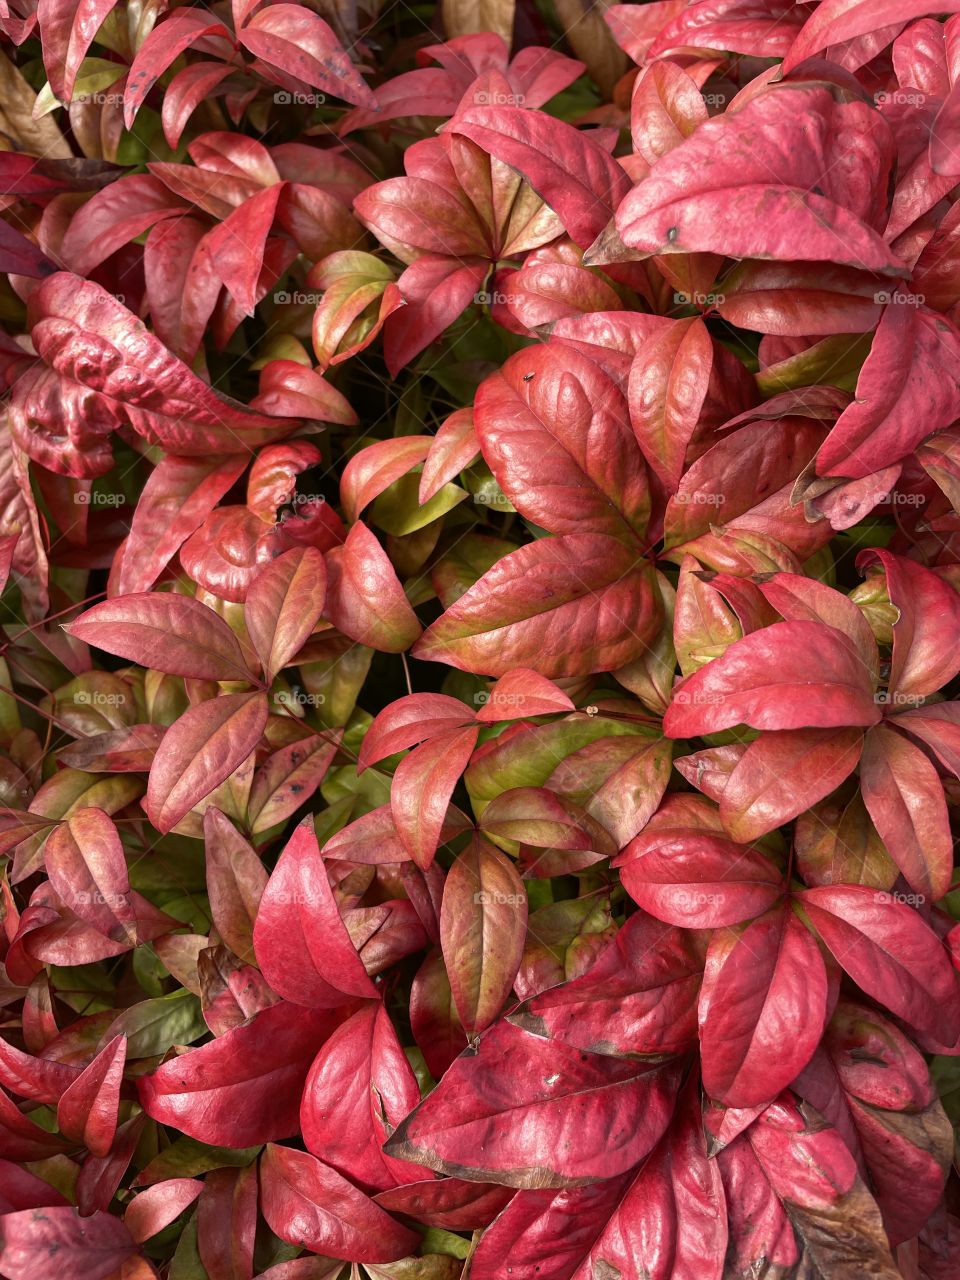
[799,886,960,1042]
[244,547,327,680]
[699,905,828,1108]
[440,835,526,1035]
[388,1019,681,1186]
[415,534,662,677]
[67,593,253,682]
[138,1001,349,1146]
[252,820,378,1007]
[258,1144,419,1263]
[300,1003,427,1190]
[146,692,269,834]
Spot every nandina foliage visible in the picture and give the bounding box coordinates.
[1,1,960,1277]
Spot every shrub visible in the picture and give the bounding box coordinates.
[0,1,958,1277]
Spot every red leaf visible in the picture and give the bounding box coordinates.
[60,175,188,276]
[66,593,254,682]
[799,885,960,1042]
[252,360,356,426]
[252,820,378,1008]
[628,317,716,492]
[244,547,327,680]
[124,1180,204,1243]
[409,949,467,1079]
[467,1177,631,1280]
[0,1162,68,1213]
[237,5,376,108]
[615,84,901,274]
[663,621,881,737]
[202,185,285,317]
[619,827,782,928]
[717,727,865,843]
[56,1034,126,1157]
[323,804,468,867]
[449,108,631,248]
[358,693,474,772]
[755,571,880,682]
[440,835,527,1035]
[325,522,422,653]
[859,722,953,902]
[203,807,267,964]
[247,441,323,522]
[197,1164,257,1280]
[392,726,480,870]
[0,1086,73,1160]
[745,1095,902,1277]
[783,0,960,72]
[816,305,960,479]
[476,668,575,722]
[137,1001,349,1146]
[699,905,829,1108]
[509,911,702,1058]
[258,1144,419,1264]
[858,548,960,700]
[146,692,269,834]
[300,1003,427,1190]
[0,1206,137,1280]
[0,1037,81,1105]
[125,10,235,130]
[414,534,662,678]
[341,437,432,524]
[248,731,341,837]
[0,222,56,279]
[28,274,297,455]
[419,408,480,504]
[648,0,805,58]
[117,454,248,596]
[373,1179,512,1231]
[547,730,673,848]
[387,1020,682,1186]
[631,61,708,164]
[474,342,650,542]
[794,1000,952,1245]
[479,786,617,860]
[716,1134,798,1275]
[574,1083,727,1278]
[43,808,138,945]
[384,257,487,375]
